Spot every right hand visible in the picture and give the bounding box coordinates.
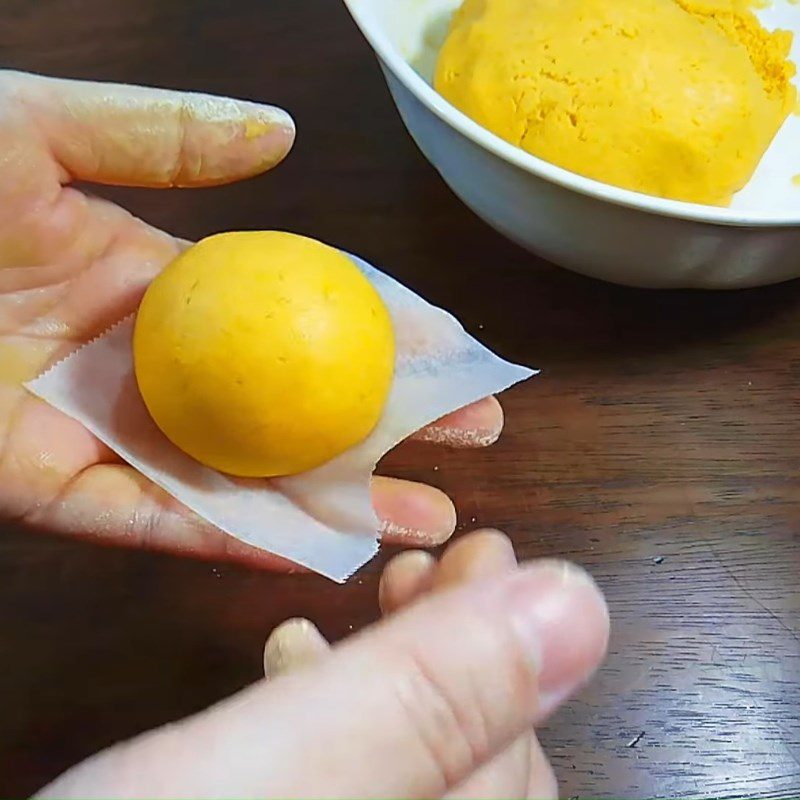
[265,530,600,798]
[38,531,609,798]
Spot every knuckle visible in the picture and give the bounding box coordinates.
[391,648,491,792]
[168,99,191,186]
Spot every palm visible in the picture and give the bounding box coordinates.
[0,71,504,569]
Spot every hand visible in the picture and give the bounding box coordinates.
[37,531,610,799]
[265,531,565,798]
[0,71,505,569]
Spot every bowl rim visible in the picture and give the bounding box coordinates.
[343,0,800,229]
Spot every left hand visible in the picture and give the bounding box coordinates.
[0,71,505,569]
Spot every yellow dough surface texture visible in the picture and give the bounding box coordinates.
[133,231,395,478]
[435,0,796,205]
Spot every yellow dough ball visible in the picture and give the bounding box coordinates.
[133,231,395,477]
[435,0,796,205]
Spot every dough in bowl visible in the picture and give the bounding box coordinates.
[435,0,796,205]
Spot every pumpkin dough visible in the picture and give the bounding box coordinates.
[435,0,796,205]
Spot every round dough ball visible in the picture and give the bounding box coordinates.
[133,231,395,477]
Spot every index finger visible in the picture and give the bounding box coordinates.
[8,70,295,188]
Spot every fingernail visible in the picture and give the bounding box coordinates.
[414,425,501,448]
[244,110,294,141]
[433,529,516,591]
[379,517,454,548]
[263,618,329,679]
[380,549,437,591]
[379,550,437,613]
[242,106,296,170]
[506,561,609,718]
[241,101,295,133]
[373,478,457,548]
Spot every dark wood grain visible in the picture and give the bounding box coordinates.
[1,0,799,797]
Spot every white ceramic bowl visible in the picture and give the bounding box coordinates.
[344,0,800,289]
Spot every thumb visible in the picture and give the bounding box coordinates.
[37,561,608,799]
[8,70,294,187]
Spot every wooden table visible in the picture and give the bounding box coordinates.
[1,1,799,797]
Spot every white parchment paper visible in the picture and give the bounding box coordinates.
[26,254,535,582]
